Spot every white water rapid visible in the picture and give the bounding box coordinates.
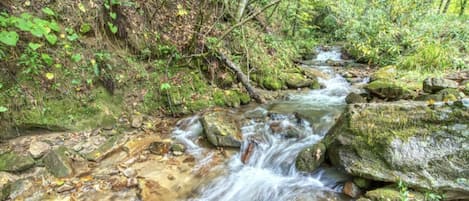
[172,47,353,201]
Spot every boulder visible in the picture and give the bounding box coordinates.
[0,153,35,172]
[201,110,242,147]
[302,67,330,80]
[325,102,469,200]
[43,146,74,178]
[345,92,367,104]
[423,77,459,93]
[365,80,415,100]
[284,73,318,89]
[295,142,326,172]
[415,88,464,102]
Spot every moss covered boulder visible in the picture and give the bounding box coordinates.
[365,79,416,100]
[201,109,242,147]
[295,142,326,172]
[0,153,35,172]
[325,101,469,200]
[364,187,424,201]
[284,73,318,89]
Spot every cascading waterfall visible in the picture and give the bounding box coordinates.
[172,47,353,201]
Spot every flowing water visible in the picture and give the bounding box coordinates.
[172,48,353,201]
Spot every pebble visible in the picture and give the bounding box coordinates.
[127,178,138,187]
[123,168,136,178]
[56,184,75,193]
[131,115,144,128]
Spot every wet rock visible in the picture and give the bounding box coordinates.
[325,102,469,199]
[423,77,459,93]
[343,181,362,198]
[365,79,416,100]
[131,114,143,128]
[0,152,35,172]
[201,109,242,147]
[302,67,330,80]
[295,142,326,172]
[353,177,372,189]
[56,184,74,193]
[29,141,51,159]
[244,107,268,119]
[170,143,186,153]
[370,66,397,81]
[284,73,316,89]
[43,146,74,178]
[85,134,126,162]
[148,141,170,155]
[345,92,367,104]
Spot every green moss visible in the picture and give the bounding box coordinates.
[0,152,35,172]
[366,79,416,99]
[262,76,283,90]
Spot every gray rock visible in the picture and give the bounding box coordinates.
[85,135,126,162]
[131,115,143,128]
[345,92,367,104]
[423,77,459,93]
[56,184,74,193]
[325,102,469,200]
[244,107,268,119]
[0,152,35,172]
[29,141,51,159]
[43,146,74,178]
[295,142,326,172]
[201,110,242,147]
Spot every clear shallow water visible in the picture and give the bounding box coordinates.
[172,48,352,201]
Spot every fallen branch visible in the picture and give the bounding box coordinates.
[215,49,266,104]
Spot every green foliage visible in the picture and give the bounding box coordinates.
[398,180,409,201]
[0,31,19,46]
[424,191,443,201]
[0,106,7,113]
[308,0,469,70]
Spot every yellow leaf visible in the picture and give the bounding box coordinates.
[45,72,55,80]
[78,3,87,13]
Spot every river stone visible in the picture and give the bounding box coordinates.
[43,146,74,178]
[1,179,33,200]
[0,152,35,172]
[345,92,367,104]
[343,181,362,198]
[244,107,268,119]
[148,141,170,155]
[302,67,330,80]
[200,109,242,147]
[295,142,326,172]
[325,102,469,200]
[85,134,126,162]
[131,114,143,128]
[284,73,315,89]
[423,77,459,93]
[365,79,415,100]
[29,141,51,159]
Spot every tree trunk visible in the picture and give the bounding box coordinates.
[461,0,468,15]
[215,50,266,104]
[236,0,249,22]
[438,0,445,13]
[443,0,452,13]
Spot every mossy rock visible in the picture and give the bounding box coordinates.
[283,73,315,89]
[200,109,242,147]
[370,66,397,81]
[325,102,469,199]
[295,142,326,172]
[365,187,424,201]
[43,146,74,178]
[213,89,250,108]
[85,134,126,162]
[262,76,283,90]
[0,153,35,172]
[365,79,416,100]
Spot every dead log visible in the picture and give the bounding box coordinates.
[241,141,255,164]
[216,50,266,104]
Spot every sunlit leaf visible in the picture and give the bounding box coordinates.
[28,42,42,50]
[42,7,56,16]
[0,106,7,113]
[45,72,55,80]
[0,31,19,46]
[45,33,57,45]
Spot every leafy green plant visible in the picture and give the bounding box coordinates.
[19,42,44,75]
[398,180,409,201]
[0,106,7,113]
[425,191,443,201]
[0,31,19,46]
